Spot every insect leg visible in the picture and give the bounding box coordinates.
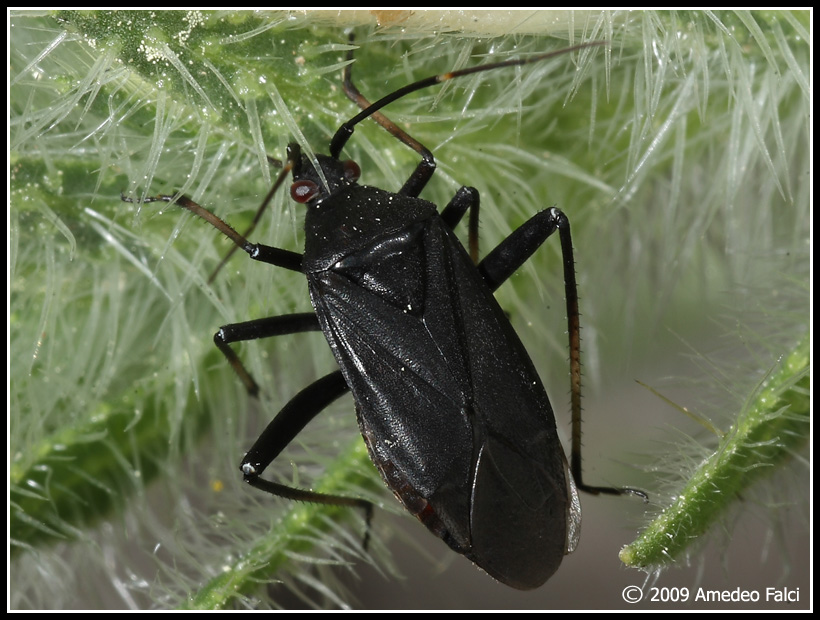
[477,207,567,293]
[338,35,435,198]
[215,313,321,397]
[478,207,646,499]
[332,37,606,199]
[440,186,480,263]
[239,369,374,542]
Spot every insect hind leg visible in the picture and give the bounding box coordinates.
[240,369,375,547]
[478,207,646,500]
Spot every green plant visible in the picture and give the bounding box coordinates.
[10,10,808,609]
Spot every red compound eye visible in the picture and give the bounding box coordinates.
[291,180,319,203]
[343,159,361,182]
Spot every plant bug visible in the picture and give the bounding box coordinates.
[125,35,645,590]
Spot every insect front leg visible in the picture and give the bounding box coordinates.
[336,34,435,198]
[239,369,374,545]
[440,186,481,263]
[478,207,646,500]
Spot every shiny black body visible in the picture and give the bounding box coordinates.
[301,175,579,588]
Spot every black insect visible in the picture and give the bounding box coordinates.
[125,36,644,590]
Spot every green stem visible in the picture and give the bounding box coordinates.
[620,333,809,569]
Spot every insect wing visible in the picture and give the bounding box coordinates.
[308,216,577,589]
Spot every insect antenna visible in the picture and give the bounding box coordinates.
[329,38,607,160]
